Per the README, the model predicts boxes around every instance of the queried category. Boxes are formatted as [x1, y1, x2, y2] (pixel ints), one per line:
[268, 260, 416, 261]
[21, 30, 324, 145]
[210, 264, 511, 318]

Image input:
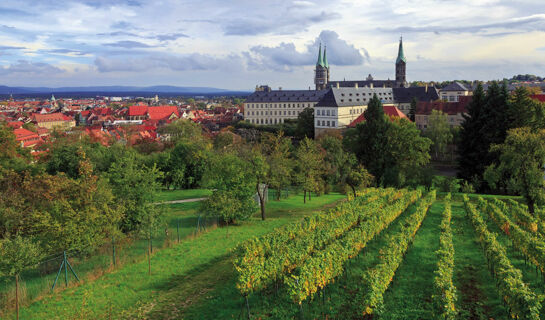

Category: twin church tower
[314, 38, 407, 90]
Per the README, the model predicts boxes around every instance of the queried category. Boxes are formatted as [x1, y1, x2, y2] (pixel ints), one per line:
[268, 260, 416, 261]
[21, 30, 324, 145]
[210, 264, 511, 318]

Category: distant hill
[0, 85, 241, 95]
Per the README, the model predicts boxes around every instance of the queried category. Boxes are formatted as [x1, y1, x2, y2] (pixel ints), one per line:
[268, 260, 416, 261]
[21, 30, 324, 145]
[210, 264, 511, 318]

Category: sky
[0, 0, 544, 90]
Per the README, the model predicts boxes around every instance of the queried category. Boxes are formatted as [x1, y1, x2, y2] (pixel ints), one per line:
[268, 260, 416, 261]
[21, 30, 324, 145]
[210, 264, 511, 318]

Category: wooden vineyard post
[112, 236, 116, 267]
[15, 274, 19, 320]
[177, 219, 181, 243]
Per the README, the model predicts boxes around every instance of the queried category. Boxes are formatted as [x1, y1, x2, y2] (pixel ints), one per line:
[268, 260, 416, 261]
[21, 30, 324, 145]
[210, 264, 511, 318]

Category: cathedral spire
[316, 43, 324, 67]
[396, 36, 406, 64]
[323, 45, 328, 68]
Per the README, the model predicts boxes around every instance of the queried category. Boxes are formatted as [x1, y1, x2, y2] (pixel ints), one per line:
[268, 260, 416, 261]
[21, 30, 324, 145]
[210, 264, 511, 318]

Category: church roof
[316, 43, 325, 68]
[323, 46, 328, 68]
[396, 38, 406, 64]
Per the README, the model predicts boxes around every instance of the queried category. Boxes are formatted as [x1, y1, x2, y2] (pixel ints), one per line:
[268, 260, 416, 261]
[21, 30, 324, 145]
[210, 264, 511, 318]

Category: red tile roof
[7, 121, 23, 129]
[531, 94, 545, 102]
[416, 97, 471, 116]
[31, 113, 67, 123]
[147, 106, 179, 120]
[348, 105, 408, 127]
[128, 105, 148, 116]
[13, 128, 41, 147]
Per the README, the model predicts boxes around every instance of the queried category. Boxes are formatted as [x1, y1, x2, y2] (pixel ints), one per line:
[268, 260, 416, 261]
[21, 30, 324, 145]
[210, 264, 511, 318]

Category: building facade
[439, 82, 471, 102]
[244, 87, 327, 125]
[314, 86, 395, 137]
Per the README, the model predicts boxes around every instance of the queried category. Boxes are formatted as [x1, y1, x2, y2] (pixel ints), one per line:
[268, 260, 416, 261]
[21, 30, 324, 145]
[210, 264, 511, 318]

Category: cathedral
[315, 37, 408, 90]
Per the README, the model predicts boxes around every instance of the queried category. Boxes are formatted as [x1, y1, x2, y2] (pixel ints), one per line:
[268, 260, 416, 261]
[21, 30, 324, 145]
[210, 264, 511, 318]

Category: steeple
[396, 36, 406, 64]
[323, 46, 328, 69]
[316, 43, 324, 67]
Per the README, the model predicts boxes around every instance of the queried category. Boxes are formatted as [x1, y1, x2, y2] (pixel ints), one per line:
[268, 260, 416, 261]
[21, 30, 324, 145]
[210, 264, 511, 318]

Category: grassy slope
[451, 201, 507, 319]
[172, 197, 425, 319]
[0, 197, 202, 316]
[14, 192, 345, 319]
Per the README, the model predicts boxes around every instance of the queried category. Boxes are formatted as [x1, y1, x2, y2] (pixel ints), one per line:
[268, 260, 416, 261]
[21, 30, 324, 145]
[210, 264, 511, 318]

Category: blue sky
[0, 0, 544, 90]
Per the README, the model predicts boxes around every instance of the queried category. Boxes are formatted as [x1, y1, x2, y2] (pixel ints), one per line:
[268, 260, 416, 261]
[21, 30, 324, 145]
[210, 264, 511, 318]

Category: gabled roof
[32, 112, 68, 122]
[442, 82, 469, 92]
[392, 86, 440, 103]
[246, 89, 328, 103]
[128, 105, 148, 116]
[316, 87, 394, 107]
[148, 106, 179, 120]
[348, 105, 408, 127]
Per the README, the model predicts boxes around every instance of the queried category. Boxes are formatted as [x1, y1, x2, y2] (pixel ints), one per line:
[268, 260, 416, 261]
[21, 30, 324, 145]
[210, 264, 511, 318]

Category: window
[317, 110, 321, 116]
[327, 120, 330, 126]
[327, 110, 330, 116]
[332, 110, 336, 116]
[284, 111, 286, 115]
[332, 121, 335, 127]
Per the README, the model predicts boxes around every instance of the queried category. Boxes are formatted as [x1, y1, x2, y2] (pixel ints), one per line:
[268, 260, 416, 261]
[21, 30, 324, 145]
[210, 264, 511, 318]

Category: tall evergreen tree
[409, 97, 417, 122]
[458, 83, 486, 186]
[355, 94, 390, 183]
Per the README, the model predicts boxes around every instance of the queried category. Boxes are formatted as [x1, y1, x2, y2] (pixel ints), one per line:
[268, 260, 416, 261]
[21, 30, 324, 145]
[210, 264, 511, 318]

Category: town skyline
[0, 0, 544, 90]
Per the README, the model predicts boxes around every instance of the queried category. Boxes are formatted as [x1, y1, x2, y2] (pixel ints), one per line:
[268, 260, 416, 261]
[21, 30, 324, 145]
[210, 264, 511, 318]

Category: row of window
[246, 103, 314, 109]
[248, 110, 300, 116]
[316, 109, 336, 116]
[340, 92, 392, 97]
[249, 118, 284, 125]
[350, 108, 364, 115]
[340, 97, 392, 103]
[316, 120, 335, 127]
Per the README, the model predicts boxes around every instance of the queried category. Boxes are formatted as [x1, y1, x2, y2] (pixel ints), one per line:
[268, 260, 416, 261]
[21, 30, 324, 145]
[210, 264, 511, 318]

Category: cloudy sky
[0, 0, 544, 90]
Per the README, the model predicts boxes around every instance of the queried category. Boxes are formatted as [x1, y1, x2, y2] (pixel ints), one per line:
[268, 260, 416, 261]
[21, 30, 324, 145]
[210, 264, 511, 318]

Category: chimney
[425, 83, 428, 93]
[279, 87, 282, 91]
[355, 83, 358, 88]
[336, 82, 339, 89]
[370, 83, 374, 88]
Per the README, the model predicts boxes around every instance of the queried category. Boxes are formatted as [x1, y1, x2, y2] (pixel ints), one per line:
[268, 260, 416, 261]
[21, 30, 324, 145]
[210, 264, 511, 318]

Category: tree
[296, 107, 314, 139]
[294, 137, 325, 203]
[458, 83, 487, 188]
[200, 153, 257, 225]
[385, 118, 432, 186]
[167, 140, 210, 189]
[509, 86, 545, 129]
[426, 110, 453, 160]
[345, 165, 373, 198]
[354, 94, 390, 183]
[409, 97, 417, 122]
[260, 132, 293, 201]
[0, 235, 43, 320]
[319, 132, 352, 191]
[157, 119, 203, 145]
[484, 127, 545, 214]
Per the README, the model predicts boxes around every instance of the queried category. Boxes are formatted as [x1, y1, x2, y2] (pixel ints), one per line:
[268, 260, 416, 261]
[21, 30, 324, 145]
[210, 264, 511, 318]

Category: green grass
[9, 192, 345, 319]
[451, 201, 507, 319]
[155, 189, 212, 202]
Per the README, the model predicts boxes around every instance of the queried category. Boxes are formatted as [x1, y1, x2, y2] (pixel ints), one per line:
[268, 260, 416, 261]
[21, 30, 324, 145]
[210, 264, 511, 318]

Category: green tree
[167, 140, 210, 189]
[384, 118, 432, 186]
[213, 131, 235, 150]
[409, 97, 417, 122]
[426, 110, 453, 160]
[294, 137, 325, 203]
[105, 154, 162, 233]
[0, 235, 43, 320]
[345, 165, 373, 198]
[354, 94, 390, 183]
[319, 132, 353, 191]
[260, 132, 293, 200]
[484, 127, 545, 214]
[296, 107, 315, 139]
[458, 83, 487, 188]
[157, 119, 203, 145]
[200, 153, 257, 225]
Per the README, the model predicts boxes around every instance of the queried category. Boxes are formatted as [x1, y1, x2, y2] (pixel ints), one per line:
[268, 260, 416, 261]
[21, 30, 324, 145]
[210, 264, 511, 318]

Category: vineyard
[8, 188, 545, 319]
[227, 190, 545, 319]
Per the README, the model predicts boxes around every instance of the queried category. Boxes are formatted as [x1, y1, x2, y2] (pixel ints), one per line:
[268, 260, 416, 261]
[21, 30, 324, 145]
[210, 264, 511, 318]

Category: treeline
[458, 84, 545, 213]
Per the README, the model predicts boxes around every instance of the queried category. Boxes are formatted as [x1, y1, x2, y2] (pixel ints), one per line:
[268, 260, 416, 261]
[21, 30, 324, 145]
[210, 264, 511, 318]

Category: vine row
[433, 193, 457, 320]
[358, 190, 436, 317]
[463, 195, 541, 320]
